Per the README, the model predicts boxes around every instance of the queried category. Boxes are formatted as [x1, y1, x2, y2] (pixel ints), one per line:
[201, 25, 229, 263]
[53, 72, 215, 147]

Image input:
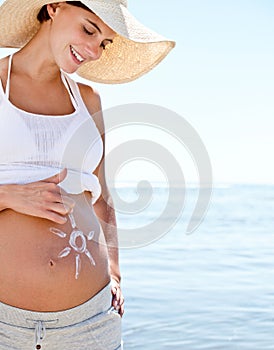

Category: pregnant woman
[0, 1, 175, 349]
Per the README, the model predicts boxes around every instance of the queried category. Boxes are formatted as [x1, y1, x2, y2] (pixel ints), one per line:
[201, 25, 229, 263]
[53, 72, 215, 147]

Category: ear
[46, 3, 61, 20]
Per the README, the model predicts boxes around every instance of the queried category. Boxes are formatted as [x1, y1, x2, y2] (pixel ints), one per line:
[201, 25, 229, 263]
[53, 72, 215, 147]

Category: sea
[113, 184, 274, 349]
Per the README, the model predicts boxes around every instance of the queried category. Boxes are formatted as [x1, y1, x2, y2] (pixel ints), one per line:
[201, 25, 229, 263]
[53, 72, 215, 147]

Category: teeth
[70, 46, 84, 63]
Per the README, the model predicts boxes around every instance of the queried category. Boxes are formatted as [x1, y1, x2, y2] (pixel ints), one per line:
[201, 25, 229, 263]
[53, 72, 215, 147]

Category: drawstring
[34, 321, 46, 350]
[26, 318, 58, 349]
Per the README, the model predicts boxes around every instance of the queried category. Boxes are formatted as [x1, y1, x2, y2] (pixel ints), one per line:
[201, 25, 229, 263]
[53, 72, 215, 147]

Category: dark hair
[37, 1, 92, 23]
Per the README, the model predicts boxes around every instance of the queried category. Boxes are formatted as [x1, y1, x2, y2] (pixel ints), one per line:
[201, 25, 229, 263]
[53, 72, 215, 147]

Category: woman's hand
[1, 168, 75, 224]
[111, 278, 125, 317]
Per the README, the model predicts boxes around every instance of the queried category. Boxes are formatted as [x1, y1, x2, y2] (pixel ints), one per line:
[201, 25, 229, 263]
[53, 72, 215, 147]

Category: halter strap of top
[60, 70, 78, 110]
[5, 54, 12, 97]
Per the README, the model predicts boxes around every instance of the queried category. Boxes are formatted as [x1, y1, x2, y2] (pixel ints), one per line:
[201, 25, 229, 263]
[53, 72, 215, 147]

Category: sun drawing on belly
[49, 212, 96, 279]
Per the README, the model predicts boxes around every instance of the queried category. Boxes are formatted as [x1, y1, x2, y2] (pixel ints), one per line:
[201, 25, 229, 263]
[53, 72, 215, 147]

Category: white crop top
[0, 54, 103, 204]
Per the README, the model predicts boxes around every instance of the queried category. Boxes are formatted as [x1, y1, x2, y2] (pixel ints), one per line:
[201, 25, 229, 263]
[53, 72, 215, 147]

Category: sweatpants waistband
[0, 282, 112, 329]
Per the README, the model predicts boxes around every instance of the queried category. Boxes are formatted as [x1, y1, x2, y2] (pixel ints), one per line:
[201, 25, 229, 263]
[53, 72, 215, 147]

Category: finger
[49, 202, 73, 215]
[112, 291, 123, 309]
[114, 288, 121, 302]
[114, 295, 124, 317]
[111, 285, 117, 295]
[54, 195, 76, 211]
[61, 196, 76, 209]
[116, 294, 124, 309]
[119, 303, 125, 317]
[43, 168, 67, 185]
[112, 294, 119, 308]
[44, 210, 68, 224]
[42, 194, 75, 216]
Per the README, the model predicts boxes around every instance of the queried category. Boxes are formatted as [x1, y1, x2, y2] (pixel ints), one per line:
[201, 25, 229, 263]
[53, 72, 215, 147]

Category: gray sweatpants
[0, 283, 122, 350]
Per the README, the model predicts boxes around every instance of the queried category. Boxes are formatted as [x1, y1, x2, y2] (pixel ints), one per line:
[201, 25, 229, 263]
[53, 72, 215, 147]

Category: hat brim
[0, 0, 175, 83]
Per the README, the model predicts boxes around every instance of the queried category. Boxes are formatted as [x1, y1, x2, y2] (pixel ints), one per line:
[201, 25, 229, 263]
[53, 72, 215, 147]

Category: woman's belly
[0, 191, 111, 312]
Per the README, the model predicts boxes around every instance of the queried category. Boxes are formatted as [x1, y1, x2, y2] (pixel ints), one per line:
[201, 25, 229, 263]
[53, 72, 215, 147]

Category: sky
[0, 0, 273, 184]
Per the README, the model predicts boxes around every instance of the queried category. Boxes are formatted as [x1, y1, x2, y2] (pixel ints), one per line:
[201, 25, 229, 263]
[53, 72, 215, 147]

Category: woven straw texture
[0, 0, 175, 83]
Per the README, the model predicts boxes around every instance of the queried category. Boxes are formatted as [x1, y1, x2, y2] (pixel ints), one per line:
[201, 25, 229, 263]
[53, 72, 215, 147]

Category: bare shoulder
[77, 82, 105, 134]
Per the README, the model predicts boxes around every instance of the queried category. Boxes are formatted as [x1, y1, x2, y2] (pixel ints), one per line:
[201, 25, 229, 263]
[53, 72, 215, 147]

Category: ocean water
[115, 184, 274, 349]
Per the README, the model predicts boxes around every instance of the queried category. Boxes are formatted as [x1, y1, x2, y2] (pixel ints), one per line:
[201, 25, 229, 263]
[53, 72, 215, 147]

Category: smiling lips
[70, 45, 85, 64]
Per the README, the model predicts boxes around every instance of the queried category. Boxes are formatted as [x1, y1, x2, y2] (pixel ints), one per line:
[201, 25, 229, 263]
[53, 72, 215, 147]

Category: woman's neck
[12, 23, 60, 82]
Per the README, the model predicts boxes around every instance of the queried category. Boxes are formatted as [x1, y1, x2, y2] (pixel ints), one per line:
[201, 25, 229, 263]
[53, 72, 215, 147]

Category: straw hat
[0, 0, 175, 84]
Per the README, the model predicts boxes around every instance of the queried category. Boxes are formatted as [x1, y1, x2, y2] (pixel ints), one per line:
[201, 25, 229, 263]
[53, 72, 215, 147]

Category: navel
[48, 259, 56, 268]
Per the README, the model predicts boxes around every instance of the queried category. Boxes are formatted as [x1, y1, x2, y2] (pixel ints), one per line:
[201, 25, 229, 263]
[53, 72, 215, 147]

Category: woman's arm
[93, 173, 124, 316]
[93, 120, 125, 316]
[79, 83, 124, 316]
[94, 188, 121, 284]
